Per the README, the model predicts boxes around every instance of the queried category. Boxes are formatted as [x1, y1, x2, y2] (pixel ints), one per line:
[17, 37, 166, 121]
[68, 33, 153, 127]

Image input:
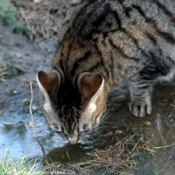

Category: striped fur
[37, 0, 175, 144]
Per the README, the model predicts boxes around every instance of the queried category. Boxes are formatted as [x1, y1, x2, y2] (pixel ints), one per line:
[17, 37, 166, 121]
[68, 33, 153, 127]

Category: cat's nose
[68, 136, 78, 145]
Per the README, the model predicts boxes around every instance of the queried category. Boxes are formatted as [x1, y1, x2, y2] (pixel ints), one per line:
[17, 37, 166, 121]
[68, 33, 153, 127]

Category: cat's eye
[56, 131, 63, 134]
[83, 128, 91, 133]
[50, 124, 60, 131]
[79, 124, 91, 133]
[79, 129, 90, 133]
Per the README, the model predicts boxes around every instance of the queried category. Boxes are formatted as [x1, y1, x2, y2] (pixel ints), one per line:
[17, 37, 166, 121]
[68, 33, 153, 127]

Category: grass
[0, 46, 26, 81]
[0, 150, 43, 175]
[70, 135, 153, 175]
[1, 135, 172, 175]
[0, 58, 25, 81]
[0, 150, 77, 175]
[0, 135, 154, 175]
[43, 135, 154, 175]
[0, 0, 29, 34]
[0, 58, 7, 81]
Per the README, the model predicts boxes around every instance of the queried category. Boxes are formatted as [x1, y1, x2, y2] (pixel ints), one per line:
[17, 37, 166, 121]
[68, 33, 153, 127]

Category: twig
[152, 143, 175, 149]
[66, 150, 71, 161]
[29, 82, 49, 165]
[131, 137, 143, 153]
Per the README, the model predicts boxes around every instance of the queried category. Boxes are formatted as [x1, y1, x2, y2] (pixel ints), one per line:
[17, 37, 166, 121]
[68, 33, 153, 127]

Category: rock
[32, 104, 38, 111]
[22, 98, 30, 105]
[143, 121, 151, 126]
[115, 130, 122, 135]
[33, 0, 41, 3]
[105, 132, 113, 137]
[28, 122, 33, 128]
[72, 0, 81, 5]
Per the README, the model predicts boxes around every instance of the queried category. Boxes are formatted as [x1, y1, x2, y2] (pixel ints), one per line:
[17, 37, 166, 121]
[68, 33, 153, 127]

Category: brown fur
[37, 0, 175, 144]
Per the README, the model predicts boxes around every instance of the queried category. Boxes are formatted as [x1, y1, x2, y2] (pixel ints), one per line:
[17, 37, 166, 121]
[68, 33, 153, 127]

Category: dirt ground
[0, 22, 60, 158]
[0, 2, 175, 174]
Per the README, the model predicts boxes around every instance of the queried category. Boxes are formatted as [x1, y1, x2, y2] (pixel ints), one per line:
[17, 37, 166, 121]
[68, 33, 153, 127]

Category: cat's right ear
[78, 72, 104, 102]
[36, 71, 60, 94]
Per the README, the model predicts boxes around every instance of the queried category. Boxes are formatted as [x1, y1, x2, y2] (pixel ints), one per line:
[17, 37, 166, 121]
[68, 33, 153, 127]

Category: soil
[0, 13, 175, 175]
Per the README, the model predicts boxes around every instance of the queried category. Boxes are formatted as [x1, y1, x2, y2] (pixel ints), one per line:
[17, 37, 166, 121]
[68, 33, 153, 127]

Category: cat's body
[37, 0, 175, 144]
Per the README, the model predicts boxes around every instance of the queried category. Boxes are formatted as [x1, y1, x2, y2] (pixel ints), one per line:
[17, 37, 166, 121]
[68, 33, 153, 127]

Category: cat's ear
[78, 73, 104, 101]
[36, 71, 60, 94]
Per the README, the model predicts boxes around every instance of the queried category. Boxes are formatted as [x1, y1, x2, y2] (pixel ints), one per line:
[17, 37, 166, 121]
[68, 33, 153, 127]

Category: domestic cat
[37, 0, 175, 144]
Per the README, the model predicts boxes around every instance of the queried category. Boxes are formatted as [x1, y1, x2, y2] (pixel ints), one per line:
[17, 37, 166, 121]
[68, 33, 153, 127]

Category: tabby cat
[37, 0, 175, 144]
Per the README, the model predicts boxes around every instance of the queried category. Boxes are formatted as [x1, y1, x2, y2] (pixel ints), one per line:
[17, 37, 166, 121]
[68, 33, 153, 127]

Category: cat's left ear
[78, 72, 105, 102]
[36, 71, 60, 94]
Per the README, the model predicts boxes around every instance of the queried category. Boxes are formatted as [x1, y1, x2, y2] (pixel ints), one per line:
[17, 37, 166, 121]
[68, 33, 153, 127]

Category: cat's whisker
[88, 126, 107, 135]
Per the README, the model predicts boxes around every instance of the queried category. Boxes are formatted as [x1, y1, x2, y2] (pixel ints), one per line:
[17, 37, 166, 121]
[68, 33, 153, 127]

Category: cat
[36, 0, 175, 144]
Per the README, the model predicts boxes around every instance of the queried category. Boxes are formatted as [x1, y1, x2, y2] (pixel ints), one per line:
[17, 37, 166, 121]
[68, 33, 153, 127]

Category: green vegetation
[0, 150, 76, 175]
[0, 0, 29, 34]
[0, 46, 26, 81]
[0, 150, 43, 175]
[0, 135, 148, 175]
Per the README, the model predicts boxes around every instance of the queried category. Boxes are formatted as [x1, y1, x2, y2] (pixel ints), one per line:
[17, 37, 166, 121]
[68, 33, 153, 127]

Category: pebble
[28, 122, 33, 128]
[115, 130, 122, 135]
[22, 98, 30, 105]
[13, 90, 17, 94]
[72, 0, 81, 4]
[105, 132, 113, 137]
[33, 0, 41, 3]
[32, 104, 38, 111]
[143, 121, 151, 126]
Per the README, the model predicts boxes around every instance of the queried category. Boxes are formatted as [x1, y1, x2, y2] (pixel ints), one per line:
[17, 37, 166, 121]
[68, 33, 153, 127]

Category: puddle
[0, 114, 67, 160]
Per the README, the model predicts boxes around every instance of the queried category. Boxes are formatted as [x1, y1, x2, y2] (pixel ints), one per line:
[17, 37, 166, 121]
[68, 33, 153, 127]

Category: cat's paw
[129, 99, 152, 117]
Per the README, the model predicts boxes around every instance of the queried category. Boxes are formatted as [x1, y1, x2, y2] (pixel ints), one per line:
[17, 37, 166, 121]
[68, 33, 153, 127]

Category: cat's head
[36, 70, 107, 144]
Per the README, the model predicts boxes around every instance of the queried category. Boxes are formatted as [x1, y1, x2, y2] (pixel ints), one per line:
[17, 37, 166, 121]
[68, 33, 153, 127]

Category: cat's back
[63, 0, 175, 39]
[53, 0, 175, 85]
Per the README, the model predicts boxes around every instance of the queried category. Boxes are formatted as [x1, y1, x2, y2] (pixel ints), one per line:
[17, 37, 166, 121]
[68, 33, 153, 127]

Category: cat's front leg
[128, 63, 157, 117]
[128, 54, 171, 117]
[129, 75, 153, 117]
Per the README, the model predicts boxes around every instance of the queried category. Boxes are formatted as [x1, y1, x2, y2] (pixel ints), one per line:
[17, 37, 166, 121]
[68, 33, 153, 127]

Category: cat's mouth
[56, 128, 93, 145]
[68, 124, 98, 144]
